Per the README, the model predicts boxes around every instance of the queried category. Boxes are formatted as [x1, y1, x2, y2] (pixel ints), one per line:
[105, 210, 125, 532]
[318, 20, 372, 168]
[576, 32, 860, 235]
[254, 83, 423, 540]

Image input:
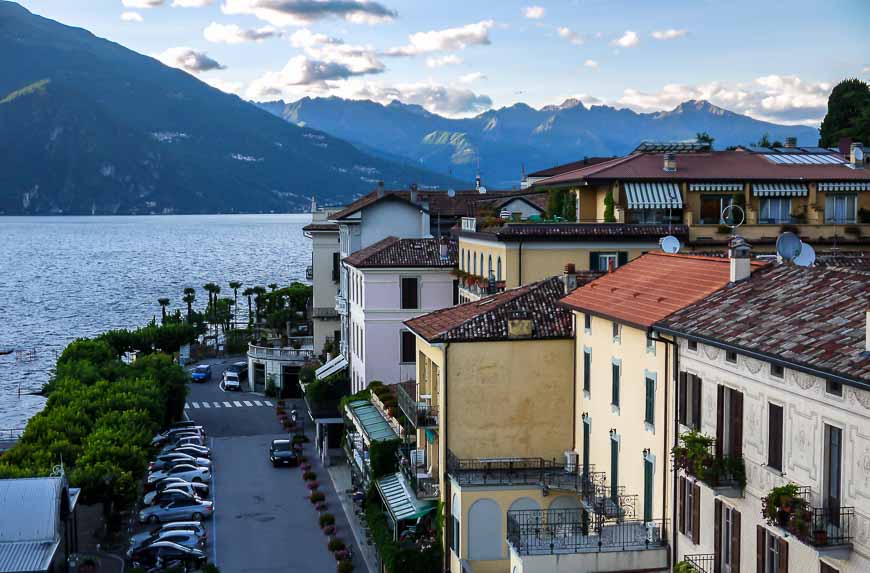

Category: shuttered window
[644, 376, 655, 425]
[582, 418, 591, 475]
[717, 385, 744, 458]
[583, 349, 591, 393]
[611, 361, 620, 407]
[715, 500, 741, 573]
[610, 436, 619, 500]
[643, 458, 653, 522]
[757, 527, 788, 573]
[400, 277, 419, 309]
[768, 403, 784, 471]
[679, 372, 703, 430]
[400, 330, 416, 363]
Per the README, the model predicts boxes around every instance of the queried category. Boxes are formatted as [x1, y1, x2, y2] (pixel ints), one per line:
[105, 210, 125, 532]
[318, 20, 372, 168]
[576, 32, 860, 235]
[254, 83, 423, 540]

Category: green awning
[425, 429, 436, 444]
[346, 400, 399, 444]
[376, 473, 436, 522]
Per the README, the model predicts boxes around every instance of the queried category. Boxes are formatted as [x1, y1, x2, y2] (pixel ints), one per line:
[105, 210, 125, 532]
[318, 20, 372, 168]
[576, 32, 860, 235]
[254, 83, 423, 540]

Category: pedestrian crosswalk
[184, 400, 274, 409]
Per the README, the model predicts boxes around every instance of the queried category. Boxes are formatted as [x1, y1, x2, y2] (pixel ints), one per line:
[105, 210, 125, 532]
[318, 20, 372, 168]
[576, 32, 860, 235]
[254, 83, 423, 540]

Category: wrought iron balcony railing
[684, 554, 715, 573]
[788, 486, 854, 548]
[306, 265, 314, 280]
[446, 449, 565, 487]
[506, 509, 667, 556]
[396, 382, 438, 428]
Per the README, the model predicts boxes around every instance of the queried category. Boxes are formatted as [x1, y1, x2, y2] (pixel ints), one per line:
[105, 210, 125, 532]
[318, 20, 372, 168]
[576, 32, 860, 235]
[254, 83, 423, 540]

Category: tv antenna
[659, 235, 681, 254]
[721, 204, 745, 236]
[793, 242, 816, 267]
[775, 232, 803, 263]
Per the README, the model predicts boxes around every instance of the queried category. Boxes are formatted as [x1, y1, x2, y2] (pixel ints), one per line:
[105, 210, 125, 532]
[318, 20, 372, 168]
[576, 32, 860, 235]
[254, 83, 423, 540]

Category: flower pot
[813, 529, 828, 546]
[776, 509, 790, 528]
[323, 525, 336, 536]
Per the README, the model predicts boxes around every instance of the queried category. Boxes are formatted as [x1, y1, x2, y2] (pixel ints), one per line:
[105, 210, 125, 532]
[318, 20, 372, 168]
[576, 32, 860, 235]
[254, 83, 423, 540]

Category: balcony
[765, 484, 854, 555]
[683, 553, 715, 573]
[689, 223, 867, 245]
[461, 217, 477, 232]
[334, 293, 347, 315]
[247, 342, 314, 362]
[396, 382, 438, 429]
[305, 265, 314, 280]
[343, 431, 372, 488]
[446, 449, 564, 487]
[397, 449, 440, 501]
[672, 431, 745, 496]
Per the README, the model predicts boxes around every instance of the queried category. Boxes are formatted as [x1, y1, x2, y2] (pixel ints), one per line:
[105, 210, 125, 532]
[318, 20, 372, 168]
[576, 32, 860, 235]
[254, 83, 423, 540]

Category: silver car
[162, 435, 205, 452]
[136, 521, 207, 540]
[138, 498, 214, 524]
[169, 444, 211, 459]
[127, 529, 204, 557]
[143, 488, 201, 508]
[150, 452, 211, 471]
[147, 464, 211, 485]
[149, 478, 210, 498]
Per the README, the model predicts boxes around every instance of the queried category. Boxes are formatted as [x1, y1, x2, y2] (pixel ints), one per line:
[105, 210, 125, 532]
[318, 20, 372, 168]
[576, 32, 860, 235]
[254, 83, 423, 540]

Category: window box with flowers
[671, 430, 746, 491]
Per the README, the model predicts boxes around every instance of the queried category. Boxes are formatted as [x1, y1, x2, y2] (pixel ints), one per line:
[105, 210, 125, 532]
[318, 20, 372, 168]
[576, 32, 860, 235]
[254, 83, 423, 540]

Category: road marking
[192, 402, 201, 409]
[223, 402, 232, 408]
[233, 401, 242, 407]
[213, 402, 221, 408]
[202, 402, 210, 408]
[243, 401, 253, 407]
[184, 403, 190, 409]
[264, 400, 273, 407]
[253, 400, 262, 406]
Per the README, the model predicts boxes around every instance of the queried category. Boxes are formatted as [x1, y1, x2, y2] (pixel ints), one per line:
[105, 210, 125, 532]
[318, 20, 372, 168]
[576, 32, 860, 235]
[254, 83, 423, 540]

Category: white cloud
[203, 77, 245, 95]
[290, 29, 383, 74]
[523, 5, 544, 19]
[583, 59, 598, 70]
[156, 47, 226, 73]
[121, 11, 144, 22]
[122, 0, 163, 7]
[611, 30, 639, 48]
[863, 65, 870, 74]
[557, 26, 584, 46]
[459, 72, 486, 84]
[204, 22, 280, 43]
[221, 0, 397, 27]
[345, 82, 492, 116]
[172, 0, 213, 5]
[386, 20, 494, 56]
[426, 54, 463, 68]
[651, 28, 687, 40]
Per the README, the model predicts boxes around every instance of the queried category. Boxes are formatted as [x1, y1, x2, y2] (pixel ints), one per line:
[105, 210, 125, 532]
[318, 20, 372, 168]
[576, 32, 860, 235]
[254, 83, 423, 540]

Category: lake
[0, 214, 312, 430]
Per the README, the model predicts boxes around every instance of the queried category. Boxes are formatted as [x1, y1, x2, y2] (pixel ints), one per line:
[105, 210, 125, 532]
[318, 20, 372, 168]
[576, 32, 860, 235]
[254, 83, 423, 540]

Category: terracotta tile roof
[329, 188, 522, 221]
[406, 274, 601, 342]
[535, 151, 870, 188]
[656, 265, 870, 385]
[559, 252, 768, 329]
[466, 223, 689, 242]
[527, 157, 616, 178]
[343, 237, 458, 269]
[302, 222, 339, 232]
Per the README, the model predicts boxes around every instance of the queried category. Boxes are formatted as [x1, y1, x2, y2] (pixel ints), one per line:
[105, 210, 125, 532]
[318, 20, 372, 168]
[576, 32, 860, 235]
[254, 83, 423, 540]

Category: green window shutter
[643, 458, 653, 522]
[645, 377, 655, 425]
[589, 252, 600, 271]
[610, 438, 619, 500]
[583, 350, 591, 392]
[611, 362, 620, 406]
[617, 251, 628, 267]
[582, 420, 591, 474]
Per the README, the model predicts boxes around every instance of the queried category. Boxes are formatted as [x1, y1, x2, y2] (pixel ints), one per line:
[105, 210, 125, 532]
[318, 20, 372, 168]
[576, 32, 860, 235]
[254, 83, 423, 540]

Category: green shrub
[328, 538, 346, 552]
[320, 513, 336, 527]
[310, 491, 325, 503]
[369, 440, 400, 480]
[603, 190, 615, 222]
[265, 377, 277, 398]
[337, 560, 354, 573]
[303, 471, 317, 481]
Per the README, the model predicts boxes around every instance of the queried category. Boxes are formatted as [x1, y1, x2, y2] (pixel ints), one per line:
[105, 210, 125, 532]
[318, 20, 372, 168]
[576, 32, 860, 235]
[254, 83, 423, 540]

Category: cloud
[611, 30, 639, 48]
[583, 59, 598, 70]
[386, 20, 494, 56]
[290, 29, 383, 73]
[121, 11, 144, 21]
[172, 0, 213, 5]
[864, 66, 870, 74]
[557, 26, 584, 46]
[156, 47, 226, 73]
[204, 22, 281, 43]
[426, 54, 463, 68]
[523, 5, 544, 19]
[204, 77, 245, 95]
[459, 72, 486, 84]
[122, 0, 163, 7]
[346, 82, 493, 116]
[221, 0, 397, 27]
[651, 28, 687, 40]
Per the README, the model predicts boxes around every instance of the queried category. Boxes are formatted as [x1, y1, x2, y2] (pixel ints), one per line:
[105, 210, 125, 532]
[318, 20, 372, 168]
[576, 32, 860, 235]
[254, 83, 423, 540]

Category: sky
[15, 0, 870, 126]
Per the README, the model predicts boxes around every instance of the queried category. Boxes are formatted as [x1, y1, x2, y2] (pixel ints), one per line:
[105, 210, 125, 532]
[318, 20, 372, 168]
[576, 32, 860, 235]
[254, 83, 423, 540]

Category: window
[610, 435, 619, 500]
[768, 403, 784, 471]
[487, 254, 493, 278]
[589, 251, 627, 271]
[473, 252, 477, 274]
[401, 330, 416, 363]
[771, 364, 784, 378]
[824, 425, 842, 525]
[700, 195, 734, 224]
[717, 385, 743, 458]
[466, 251, 471, 273]
[825, 194, 857, 224]
[687, 340, 698, 351]
[759, 197, 792, 224]
[826, 380, 843, 396]
[611, 360, 621, 408]
[646, 336, 656, 355]
[632, 208, 680, 224]
[400, 277, 419, 309]
[678, 477, 700, 543]
[716, 502, 740, 573]
[583, 348, 591, 394]
[460, 248, 464, 270]
[332, 253, 340, 282]
[584, 313, 591, 332]
[643, 457, 654, 523]
[612, 322, 621, 342]
[725, 350, 737, 364]
[582, 417, 591, 475]
[644, 375, 656, 426]
[678, 372, 702, 431]
[497, 257, 502, 281]
[757, 528, 787, 573]
[453, 280, 459, 305]
[480, 253, 484, 276]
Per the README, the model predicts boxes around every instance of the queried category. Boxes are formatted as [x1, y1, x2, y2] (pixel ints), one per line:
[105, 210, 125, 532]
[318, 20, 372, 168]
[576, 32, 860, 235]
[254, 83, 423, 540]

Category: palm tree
[229, 281, 242, 328]
[252, 286, 267, 323]
[182, 287, 196, 321]
[202, 283, 220, 337]
[157, 298, 170, 322]
[268, 283, 278, 292]
[243, 287, 255, 327]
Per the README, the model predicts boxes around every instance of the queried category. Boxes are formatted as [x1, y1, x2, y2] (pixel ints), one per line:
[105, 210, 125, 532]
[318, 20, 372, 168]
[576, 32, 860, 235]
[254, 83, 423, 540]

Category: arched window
[497, 257, 502, 281]
[487, 255, 492, 278]
[508, 497, 540, 513]
[468, 498, 502, 560]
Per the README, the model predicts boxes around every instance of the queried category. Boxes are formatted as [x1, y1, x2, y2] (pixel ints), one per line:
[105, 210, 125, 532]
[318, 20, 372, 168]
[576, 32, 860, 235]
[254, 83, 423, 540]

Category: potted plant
[337, 560, 354, 573]
[763, 483, 802, 528]
[319, 513, 336, 528]
[327, 538, 345, 553]
[303, 471, 317, 481]
[813, 527, 828, 546]
[310, 491, 325, 504]
[306, 481, 320, 490]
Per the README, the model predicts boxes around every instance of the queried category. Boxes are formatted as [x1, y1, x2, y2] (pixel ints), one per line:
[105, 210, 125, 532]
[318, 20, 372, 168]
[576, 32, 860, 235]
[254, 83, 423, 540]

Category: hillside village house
[343, 237, 458, 392]
[655, 264, 870, 573]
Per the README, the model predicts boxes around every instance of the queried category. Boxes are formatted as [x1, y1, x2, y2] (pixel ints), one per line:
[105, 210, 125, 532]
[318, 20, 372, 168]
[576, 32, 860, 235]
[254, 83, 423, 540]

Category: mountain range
[0, 1, 460, 215]
[256, 97, 820, 188]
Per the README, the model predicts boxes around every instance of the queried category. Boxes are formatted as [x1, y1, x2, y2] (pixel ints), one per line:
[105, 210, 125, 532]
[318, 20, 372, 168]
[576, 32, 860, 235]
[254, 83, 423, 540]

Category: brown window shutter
[732, 508, 741, 573]
[678, 476, 686, 534]
[756, 526, 765, 573]
[777, 537, 788, 573]
[678, 372, 688, 425]
[732, 390, 744, 457]
[693, 375, 703, 430]
[714, 499, 722, 573]
[692, 482, 701, 545]
[716, 385, 725, 458]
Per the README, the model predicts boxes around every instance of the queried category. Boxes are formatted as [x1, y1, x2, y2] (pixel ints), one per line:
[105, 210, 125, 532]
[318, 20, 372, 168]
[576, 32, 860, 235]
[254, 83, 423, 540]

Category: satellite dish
[794, 242, 816, 267]
[447, 188, 456, 197]
[721, 204, 745, 233]
[776, 232, 803, 262]
[660, 235, 681, 254]
[855, 147, 865, 163]
[478, 186, 488, 194]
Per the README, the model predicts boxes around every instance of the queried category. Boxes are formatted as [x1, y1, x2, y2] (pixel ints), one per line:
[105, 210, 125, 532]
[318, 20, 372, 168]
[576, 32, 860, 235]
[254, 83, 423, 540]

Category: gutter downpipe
[435, 341, 450, 573]
[518, 240, 524, 285]
[649, 329, 677, 570]
[571, 314, 577, 452]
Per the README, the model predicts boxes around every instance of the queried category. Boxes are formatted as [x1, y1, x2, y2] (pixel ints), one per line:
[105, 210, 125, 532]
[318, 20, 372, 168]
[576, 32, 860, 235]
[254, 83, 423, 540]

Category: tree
[252, 286, 267, 322]
[157, 298, 170, 322]
[242, 287, 255, 327]
[819, 78, 870, 147]
[757, 133, 773, 148]
[182, 289, 196, 322]
[228, 281, 242, 327]
[268, 283, 279, 292]
[603, 190, 615, 222]
[696, 132, 715, 147]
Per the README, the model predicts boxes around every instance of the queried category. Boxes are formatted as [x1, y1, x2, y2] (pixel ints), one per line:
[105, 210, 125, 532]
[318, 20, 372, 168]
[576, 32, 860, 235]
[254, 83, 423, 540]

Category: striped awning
[689, 182, 743, 192]
[753, 183, 808, 197]
[818, 182, 870, 192]
[624, 182, 683, 209]
[376, 473, 435, 522]
[315, 354, 348, 380]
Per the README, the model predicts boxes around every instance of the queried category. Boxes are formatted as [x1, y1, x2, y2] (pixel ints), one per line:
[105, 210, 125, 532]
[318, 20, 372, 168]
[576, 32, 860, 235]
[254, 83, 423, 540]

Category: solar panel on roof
[764, 154, 847, 165]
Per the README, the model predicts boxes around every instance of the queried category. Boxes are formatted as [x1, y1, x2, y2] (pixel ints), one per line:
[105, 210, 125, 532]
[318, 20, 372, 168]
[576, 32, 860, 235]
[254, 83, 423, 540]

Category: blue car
[190, 365, 211, 383]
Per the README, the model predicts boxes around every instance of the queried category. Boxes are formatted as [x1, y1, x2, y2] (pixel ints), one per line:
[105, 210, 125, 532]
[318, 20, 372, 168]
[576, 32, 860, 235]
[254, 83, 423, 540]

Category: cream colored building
[303, 206, 342, 354]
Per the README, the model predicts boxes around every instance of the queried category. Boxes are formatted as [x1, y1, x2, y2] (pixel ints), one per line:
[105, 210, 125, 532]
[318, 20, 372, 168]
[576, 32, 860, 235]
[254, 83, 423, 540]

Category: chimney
[784, 137, 797, 148]
[507, 310, 534, 339]
[663, 153, 677, 173]
[410, 183, 418, 204]
[562, 263, 578, 294]
[728, 235, 752, 283]
[851, 142, 864, 167]
[376, 181, 385, 198]
[838, 137, 853, 158]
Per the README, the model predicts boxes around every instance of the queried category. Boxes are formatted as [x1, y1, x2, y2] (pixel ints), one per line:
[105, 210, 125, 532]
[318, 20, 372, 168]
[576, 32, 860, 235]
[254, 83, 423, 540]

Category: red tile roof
[343, 237, 457, 268]
[466, 223, 689, 242]
[657, 265, 870, 385]
[406, 274, 601, 342]
[329, 188, 525, 221]
[535, 151, 870, 188]
[527, 157, 616, 178]
[302, 222, 339, 232]
[559, 252, 768, 329]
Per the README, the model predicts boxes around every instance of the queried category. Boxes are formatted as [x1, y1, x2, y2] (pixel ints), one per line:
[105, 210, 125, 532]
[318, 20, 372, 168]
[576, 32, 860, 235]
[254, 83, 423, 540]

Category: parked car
[149, 452, 211, 471]
[269, 439, 299, 467]
[151, 427, 205, 447]
[169, 420, 198, 430]
[162, 435, 205, 452]
[190, 364, 212, 383]
[128, 540, 207, 569]
[143, 488, 201, 508]
[127, 529, 204, 557]
[146, 478, 209, 500]
[147, 464, 211, 485]
[223, 362, 247, 391]
[170, 445, 211, 459]
[130, 521, 207, 547]
[138, 498, 214, 524]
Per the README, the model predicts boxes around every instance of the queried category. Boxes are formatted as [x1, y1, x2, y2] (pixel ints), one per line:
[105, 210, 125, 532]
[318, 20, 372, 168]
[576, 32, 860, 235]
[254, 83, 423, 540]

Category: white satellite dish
[478, 186, 487, 194]
[660, 235, 681, 254]
[447, 188, 456, 197]
[855, 147, 865, 163]
[775, 232, 803, 262]
[794, 242, 816, 267]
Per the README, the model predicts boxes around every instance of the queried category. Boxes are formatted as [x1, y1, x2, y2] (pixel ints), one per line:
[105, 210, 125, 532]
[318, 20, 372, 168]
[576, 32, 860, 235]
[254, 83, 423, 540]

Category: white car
[144, 483, 209, 506]
[149, 453, 211, 471]
[223, 370, 241, 391]
[148, 464, 211, 485]
[168, 444, 211, 459]
[150, 477, 210, 497]
[162, 435, 204, 452]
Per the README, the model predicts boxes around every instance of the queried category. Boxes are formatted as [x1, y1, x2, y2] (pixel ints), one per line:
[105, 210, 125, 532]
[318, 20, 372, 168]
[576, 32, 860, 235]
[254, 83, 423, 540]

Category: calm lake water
[0, 214, 312, 430]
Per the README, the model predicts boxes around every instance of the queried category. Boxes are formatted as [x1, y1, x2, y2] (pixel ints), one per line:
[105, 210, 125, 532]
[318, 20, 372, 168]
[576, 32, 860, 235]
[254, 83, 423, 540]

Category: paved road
[182, 358, 358, 573]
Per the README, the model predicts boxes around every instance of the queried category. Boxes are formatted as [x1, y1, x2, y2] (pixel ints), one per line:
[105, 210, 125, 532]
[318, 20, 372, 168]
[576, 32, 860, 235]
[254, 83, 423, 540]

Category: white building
[344, 236, 457, 392]
[303, 204, 342, 355]
[655, 264, 870, 573]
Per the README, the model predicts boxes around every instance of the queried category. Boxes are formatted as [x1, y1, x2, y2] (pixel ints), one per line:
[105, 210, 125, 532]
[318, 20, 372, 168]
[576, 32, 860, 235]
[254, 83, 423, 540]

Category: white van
[223, 362, 247, 391]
